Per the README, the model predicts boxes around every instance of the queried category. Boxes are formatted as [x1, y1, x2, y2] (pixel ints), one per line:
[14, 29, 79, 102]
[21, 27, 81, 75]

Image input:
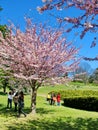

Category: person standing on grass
[18, 91, 26, 117]
[53, 94, 57, 105]
[13, 92, 19, 112]
[50, 92, 54, 105]
[56, 93, 61, 106]
[7, 91, 16, 109]
[46, 93, 51, 104]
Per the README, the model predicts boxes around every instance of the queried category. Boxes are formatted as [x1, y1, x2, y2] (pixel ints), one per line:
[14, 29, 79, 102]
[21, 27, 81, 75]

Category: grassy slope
[0, 83, 98, 130]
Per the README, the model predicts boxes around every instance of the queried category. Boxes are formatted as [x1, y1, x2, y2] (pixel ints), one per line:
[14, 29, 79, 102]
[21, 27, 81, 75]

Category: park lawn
[38, 83, 98, 95]
[0, 84, 98, 130]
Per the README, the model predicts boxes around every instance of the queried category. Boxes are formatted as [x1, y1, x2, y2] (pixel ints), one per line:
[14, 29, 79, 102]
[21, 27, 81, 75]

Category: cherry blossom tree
[39, 0, 98, 61]
[0, 19, 80, 113]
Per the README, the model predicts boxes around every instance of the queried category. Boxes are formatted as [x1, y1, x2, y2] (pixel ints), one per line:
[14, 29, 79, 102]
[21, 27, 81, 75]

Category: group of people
[7, 90, 26, 117]
[47, 92, 61, 106]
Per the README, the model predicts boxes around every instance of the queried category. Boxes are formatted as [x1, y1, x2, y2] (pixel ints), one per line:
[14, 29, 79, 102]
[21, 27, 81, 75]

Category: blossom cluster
[0, 19, 80, 81]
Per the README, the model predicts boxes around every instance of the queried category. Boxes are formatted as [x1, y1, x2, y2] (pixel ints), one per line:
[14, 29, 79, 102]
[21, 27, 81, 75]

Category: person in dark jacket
[18, 91, 26, 117]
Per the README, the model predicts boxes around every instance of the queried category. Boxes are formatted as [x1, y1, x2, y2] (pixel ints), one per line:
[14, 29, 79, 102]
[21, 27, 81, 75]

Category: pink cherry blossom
[0, 19, 80, 113]
[39, 0, 98, 57]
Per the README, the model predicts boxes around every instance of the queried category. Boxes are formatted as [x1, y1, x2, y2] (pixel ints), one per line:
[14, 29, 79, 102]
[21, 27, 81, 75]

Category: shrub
[63, 97, 98, 111]
[52, 90, 98, 111]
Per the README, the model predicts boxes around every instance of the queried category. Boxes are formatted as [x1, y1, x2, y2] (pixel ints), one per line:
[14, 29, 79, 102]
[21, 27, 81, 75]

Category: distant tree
[91, 68, 98, 84]
[2, 77, 9, 93]
[0, 25, 8, 38]
[79, 62, 93, 75]
[93, 68, 98, 80]
[73, 72, 88, 84]
[0, 6, 8, 38]
[0, 6, 10, 93]
[0, 19, 80, 114]
[72, 62, 92, 84]
[88, 68, 98, 84]
[39, 0, 98, 60]
[0, 69, 10, 93]
[88, 75, 94, 83]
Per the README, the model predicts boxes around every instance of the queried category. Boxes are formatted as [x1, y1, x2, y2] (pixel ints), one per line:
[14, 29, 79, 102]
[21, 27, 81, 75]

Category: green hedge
[63, 97, 98, 111]
[52, 90, 98, 99]
[52, 90, 98, 111]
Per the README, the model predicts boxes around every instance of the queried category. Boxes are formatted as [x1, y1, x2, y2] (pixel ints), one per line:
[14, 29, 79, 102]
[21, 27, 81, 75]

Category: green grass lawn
[0, 84, 98, 130]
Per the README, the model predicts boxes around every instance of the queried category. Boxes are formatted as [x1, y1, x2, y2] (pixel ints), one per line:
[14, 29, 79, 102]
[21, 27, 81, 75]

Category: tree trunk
[29, 79, 42, 114]
[31, 87, 37, 114]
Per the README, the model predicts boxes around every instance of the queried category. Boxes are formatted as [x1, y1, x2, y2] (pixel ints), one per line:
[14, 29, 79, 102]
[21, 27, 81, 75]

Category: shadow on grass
[0, 107, 31, 118]
[0, 107, 17, 117]
[7, 117, 98, 130]
[0, 91, 7, 95]
[0, 106, 55, 118]
[0, 104, 4, 107]
[36, 107, 55, 115]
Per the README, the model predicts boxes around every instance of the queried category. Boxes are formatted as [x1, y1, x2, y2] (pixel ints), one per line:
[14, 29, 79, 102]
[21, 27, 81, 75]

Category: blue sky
[0, 0, 98, 70]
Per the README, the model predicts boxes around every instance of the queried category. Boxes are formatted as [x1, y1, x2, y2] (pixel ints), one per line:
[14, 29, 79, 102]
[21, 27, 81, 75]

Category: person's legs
[14, 103, 17, 111]
[57, 102, 60, 106]
[21, 108, 26, 117]
[50, 99, 53, 105]
[9, 99, 12, 109]
[18, 107, 26, 117]
[7, 99, 10, 108]
[18, 107, 21, 117]
[52, 99, 54, 105]
[49, 99, 51, 104]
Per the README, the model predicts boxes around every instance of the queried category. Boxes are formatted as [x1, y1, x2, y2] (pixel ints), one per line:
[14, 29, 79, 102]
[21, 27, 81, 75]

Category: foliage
[0, 18, 80, 113]
[63, 96, 98, 111]
[0, 6, 10, 93]
[73, 72, 88, 84]
[72, 62, 93, 84]
[88, 68, 98, 84]
[0, 69, 10, 93]
[0, 25, 8, 38]
[0, 19, 80, 81]
[52, 89, 98, 99]
[52, 89, 98, 111]
[93, 68, 98, 80]
[88, 75, 94, 83]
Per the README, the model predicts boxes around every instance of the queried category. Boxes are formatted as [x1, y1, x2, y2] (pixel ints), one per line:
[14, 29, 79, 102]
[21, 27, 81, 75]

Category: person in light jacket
[13, 92, 19, 112]
[7, 91, 16, 109]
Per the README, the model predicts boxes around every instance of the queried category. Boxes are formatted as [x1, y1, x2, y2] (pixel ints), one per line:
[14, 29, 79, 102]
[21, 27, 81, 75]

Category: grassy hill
[0, 83, 98, 130]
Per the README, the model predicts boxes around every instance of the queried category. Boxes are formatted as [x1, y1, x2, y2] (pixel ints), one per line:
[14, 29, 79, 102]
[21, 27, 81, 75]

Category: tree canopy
[0, 19, 80, 113]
